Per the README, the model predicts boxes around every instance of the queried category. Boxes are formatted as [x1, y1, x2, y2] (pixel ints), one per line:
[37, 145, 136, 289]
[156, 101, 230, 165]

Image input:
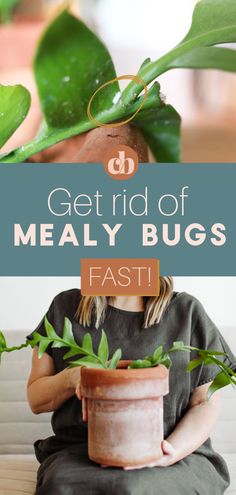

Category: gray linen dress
[27, 290, 236, 495]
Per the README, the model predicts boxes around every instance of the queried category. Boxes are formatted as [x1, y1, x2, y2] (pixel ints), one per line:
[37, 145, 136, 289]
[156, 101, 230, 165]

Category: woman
[27, 278, 236, 495]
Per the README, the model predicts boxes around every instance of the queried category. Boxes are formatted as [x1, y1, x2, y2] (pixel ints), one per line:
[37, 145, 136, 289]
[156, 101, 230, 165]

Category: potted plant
[0, 0, 46, 69]
[0, 318, 235, 468]
[1, 0, 236, 162]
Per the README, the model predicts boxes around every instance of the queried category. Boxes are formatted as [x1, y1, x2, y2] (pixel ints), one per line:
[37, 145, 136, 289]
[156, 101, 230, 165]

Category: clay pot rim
[81, 361, 168, 379]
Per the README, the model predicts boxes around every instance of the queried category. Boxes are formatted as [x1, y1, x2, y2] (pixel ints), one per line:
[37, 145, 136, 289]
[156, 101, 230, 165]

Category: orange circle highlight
[87, 74, 147, 128]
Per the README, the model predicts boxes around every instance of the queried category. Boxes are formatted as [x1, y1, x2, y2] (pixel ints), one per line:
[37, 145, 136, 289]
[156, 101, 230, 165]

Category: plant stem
[0, 103, 128, 163]
[122, 25, 236, 105]
[1, 342, 30, 353]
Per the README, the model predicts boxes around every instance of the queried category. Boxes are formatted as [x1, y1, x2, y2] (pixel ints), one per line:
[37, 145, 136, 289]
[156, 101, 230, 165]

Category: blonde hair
[76, 277, 173, 329]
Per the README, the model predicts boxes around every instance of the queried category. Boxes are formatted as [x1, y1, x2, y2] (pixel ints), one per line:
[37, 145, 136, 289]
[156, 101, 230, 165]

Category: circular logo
[103, 145, 139, 180]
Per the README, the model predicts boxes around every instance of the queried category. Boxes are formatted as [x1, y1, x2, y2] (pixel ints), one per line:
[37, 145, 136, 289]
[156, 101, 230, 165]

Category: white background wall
[0, 277, 235, 334]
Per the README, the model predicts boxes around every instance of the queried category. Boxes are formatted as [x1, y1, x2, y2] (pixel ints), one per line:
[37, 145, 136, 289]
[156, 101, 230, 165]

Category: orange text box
[81, 259, 160, 296]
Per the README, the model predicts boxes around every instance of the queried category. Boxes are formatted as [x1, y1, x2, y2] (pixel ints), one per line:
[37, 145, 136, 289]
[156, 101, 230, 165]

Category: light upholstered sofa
[0, 330, 236, 495]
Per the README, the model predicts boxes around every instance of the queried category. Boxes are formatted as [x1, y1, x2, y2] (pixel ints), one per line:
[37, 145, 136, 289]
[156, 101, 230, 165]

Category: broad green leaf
[97, 330, 109, 365]
[168, 47, 236, 73]
[207, 371, 232, 399]
[123, 0, 236, 104]
[109, 349, 122, 369]
[34, 10, 119, 128]
[0, 85, 31, 148]
[44, 316, 58, 340]
[182, 0, 236, 47]
[38, 339, 51, 358]
[134, 104, 181, 162]
[186, 357, 204, 372]
[62, 317, 77, 346]
[82, 333, 93, 354]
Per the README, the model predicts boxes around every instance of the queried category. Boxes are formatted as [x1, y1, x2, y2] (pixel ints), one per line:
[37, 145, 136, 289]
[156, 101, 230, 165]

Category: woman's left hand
[123, 440, 178, 470]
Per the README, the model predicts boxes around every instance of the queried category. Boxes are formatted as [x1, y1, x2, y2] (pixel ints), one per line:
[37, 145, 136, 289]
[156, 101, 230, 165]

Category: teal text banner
[0, 163, 235, 276]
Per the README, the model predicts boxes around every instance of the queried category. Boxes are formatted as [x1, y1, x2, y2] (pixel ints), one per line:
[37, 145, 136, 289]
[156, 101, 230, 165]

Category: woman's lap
[35, 444, 228, 495]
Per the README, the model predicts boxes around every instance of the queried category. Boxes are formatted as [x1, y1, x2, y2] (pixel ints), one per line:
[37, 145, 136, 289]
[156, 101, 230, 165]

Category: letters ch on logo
[104, 145, 139, 180]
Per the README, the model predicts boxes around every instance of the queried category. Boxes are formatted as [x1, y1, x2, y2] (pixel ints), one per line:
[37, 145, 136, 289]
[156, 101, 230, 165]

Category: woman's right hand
[66, 367, 88, 421]
[66, 366, 82, 391]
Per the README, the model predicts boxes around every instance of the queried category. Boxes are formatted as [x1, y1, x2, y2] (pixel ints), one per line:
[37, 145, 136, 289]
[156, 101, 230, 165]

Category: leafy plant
[0, 0, 22, 23]
[0, 85, 31, 149]
[0, 322, 235, 399]
[130, 340, 236, 399]
[0, 329, 29, 363]
[1, 0, 236, 162]
[28, 316, 122, 370]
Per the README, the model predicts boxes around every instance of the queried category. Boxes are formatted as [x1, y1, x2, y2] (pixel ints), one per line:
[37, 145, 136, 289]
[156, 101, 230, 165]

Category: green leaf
[159, 353, 172, 369]
[182, 0, 236, 47]
[28, 331, 42, 348]
[129, 359, 153, 369]
[0, 0, 22, 23]
[207, 370, 232, 399]
[168, 46, 236, 73]
[186, 357, 204, 372]
[170, 341, 188, 352]
[51, 341, 67, 349]
[0, 331, 6, 349]
[173, 341, 185, 349]
[38, 339, 51, 358]
[82, 333, 93, 354]
[63, 349, 80, 360]
[0, 330, 7, 363]
[152, 345, 164, 363]
[44, 316, 58, 340]
[109, 349, 122, 369]
[69, 357, 104, 369]
[62, 317, 77, 346]
[0, 85, 31, 148]
[202, 349, 227, 356]
[122, 0, 236, 105]
[97, 329, 109, 365]
[34, 10, 119, 129]
[134, 104, 181, 162]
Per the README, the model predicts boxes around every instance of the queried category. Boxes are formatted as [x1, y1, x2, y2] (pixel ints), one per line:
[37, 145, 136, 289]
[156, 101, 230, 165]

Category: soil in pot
[78, 361, 169, 468]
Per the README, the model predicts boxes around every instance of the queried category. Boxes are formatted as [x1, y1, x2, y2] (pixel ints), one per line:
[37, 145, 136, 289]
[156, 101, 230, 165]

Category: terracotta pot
[78, 361, 169, 468]
[0, 20, 45, 69]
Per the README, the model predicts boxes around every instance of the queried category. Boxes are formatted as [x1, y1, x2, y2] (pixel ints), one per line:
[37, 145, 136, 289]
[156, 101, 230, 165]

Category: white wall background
[0, 277, 235, 334]
[80, 0, 196, 122]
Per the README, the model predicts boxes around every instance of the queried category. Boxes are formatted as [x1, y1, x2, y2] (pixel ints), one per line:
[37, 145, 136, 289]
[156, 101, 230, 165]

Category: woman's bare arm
[124, 382, 221, 470]
[153, 383, 221, 467]
[27, 348, 82, 414]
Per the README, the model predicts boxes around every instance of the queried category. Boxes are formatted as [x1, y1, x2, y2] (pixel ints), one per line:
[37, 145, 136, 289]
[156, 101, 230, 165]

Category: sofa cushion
[0, 332, 52, 455]
[0, 455, 38, 494]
